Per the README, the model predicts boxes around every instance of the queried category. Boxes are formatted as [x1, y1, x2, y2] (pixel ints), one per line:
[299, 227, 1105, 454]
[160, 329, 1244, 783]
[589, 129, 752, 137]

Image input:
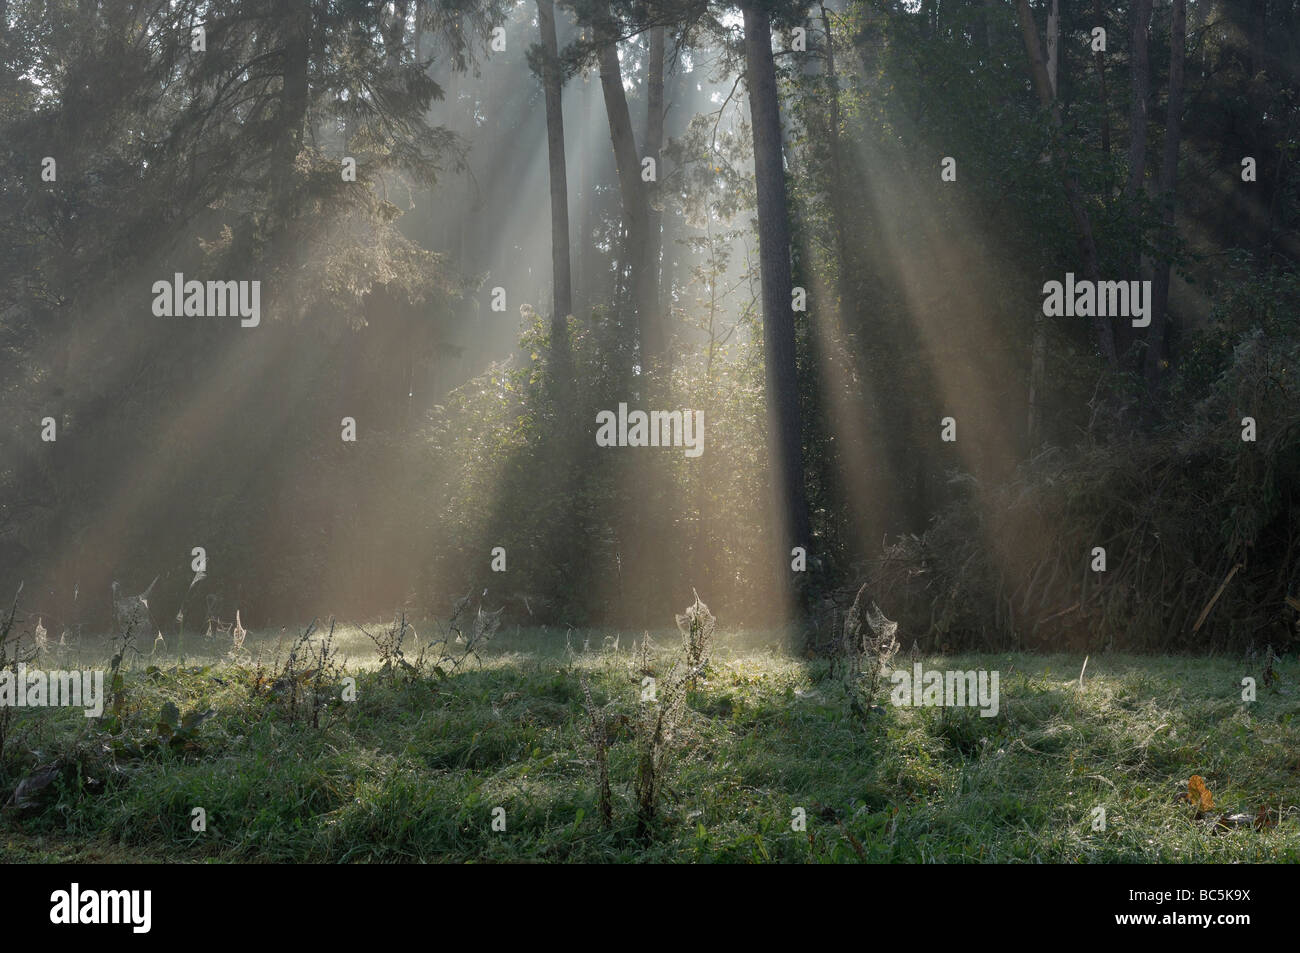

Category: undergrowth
[867, 325, 1300, 655]
[1, 623, 1296, 862]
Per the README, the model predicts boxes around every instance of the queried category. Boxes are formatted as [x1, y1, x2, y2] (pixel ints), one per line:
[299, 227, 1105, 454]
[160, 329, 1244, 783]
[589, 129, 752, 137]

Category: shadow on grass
[0, 642, 1296, 862]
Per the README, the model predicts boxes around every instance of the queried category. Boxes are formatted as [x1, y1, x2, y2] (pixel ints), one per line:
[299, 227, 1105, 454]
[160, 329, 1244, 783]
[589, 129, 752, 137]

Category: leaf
[1187, 775, 1214, 814]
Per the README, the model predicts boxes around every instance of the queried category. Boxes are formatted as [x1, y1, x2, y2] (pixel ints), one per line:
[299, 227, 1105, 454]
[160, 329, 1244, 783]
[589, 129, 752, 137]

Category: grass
[1, 625, 1297, 862]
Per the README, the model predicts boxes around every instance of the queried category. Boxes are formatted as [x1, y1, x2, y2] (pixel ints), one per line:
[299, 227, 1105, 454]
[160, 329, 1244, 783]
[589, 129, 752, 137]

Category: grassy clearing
[1, 626, 1297, 862]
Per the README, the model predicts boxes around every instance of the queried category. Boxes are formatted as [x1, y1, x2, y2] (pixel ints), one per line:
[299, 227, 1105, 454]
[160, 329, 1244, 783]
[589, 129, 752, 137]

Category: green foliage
[867, 294, 1300, 654]
[153, 701, 218, 752]
[416, 296, 778, 625]
[2, 633, 1297, 861]
[1, 0, 1298, 649]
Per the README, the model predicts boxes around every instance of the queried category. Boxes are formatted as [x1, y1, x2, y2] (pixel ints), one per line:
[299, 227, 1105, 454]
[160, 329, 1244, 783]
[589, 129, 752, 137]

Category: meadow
[1, 620, 1296, 863]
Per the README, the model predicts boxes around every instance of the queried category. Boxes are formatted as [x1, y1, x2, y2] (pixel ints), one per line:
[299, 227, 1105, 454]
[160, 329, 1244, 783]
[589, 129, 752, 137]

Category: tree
[595, 8, 663, 373]
[535, 0, 574, 388]
[271, 0, 312, 266]
[1125, 0, 1153, 204]
[645, 23, 667, 357]
[817, 1, 859, 320]
[1144, 0, 1185, 384]
[0, 0, 489, 622]
[1015, 0, 1117, 368]
[1091, 0, 1111, 155]
[743, 3, 811, 599]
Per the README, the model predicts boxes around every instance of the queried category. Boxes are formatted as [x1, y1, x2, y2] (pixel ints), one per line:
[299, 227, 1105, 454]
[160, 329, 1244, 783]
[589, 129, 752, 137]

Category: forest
[0, 0, 1297, 866]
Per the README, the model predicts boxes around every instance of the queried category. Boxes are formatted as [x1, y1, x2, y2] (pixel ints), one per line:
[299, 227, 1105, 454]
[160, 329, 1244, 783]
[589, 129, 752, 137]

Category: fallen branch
[1191, 563, 1242, 635]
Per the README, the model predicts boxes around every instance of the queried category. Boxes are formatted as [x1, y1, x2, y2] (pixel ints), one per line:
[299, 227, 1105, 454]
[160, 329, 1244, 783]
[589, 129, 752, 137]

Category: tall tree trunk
[1145, 0, 1186, 384]
[1248, 0, 1266, 78]
[1027, 312, 1047, 446]
[819, 2, 856, 312]
[1045, 0, 1059, 97]
[597, 24, 661, 373]
[743, 6, 812, 609]
[274, 0, 311, 269]
[413, 0, 423, 63]
[537, 0, 572, 386]
[382, 0, 408, 66]
[597, 18, 665, 621]
[1092, 0, 1111, 154]
[1030, 0, 1058, 445]
[644, 24, 666, 317]
[576, 40, 594, 318]
[278, 2, 310, 188]
[1016, 0, 1117, 368]
[1125, 0, 1154, 370]
[1125, 0, 1153, 203]
[660, 58, 692, 311]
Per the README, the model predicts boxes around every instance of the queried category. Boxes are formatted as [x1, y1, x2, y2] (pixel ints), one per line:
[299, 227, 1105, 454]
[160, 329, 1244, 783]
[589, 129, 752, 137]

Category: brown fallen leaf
[1186, 775, 1214, 815]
